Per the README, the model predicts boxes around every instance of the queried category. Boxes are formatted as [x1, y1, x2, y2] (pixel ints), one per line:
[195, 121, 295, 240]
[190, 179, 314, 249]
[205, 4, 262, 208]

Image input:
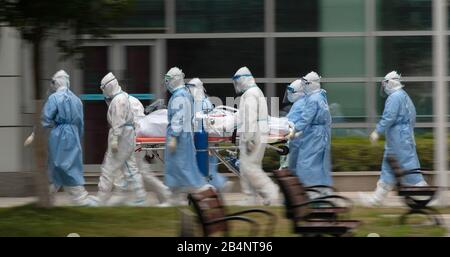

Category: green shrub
[218, 136, 440, 172]
[330, 137, 435, 171]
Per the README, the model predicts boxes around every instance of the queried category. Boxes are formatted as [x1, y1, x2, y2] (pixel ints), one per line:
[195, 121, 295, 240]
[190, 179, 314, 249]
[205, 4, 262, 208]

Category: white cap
[100, 72, 121, 98]
[165, 67, 185, 93]
[187, 78, 206, 101]
[302, 71, 321, 94]
[232, 66, 256, 94]
[51, 70, 70, 91]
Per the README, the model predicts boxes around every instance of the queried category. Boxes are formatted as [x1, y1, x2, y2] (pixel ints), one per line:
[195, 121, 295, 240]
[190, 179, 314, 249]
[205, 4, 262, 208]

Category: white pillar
[165, 0, 176, 34]
[265, 0, 276, 115]
[108, 43, 124, 85]
[152, 39, 166, 101]
[432, 0, 448, 206]
[365, 0, 376, 132]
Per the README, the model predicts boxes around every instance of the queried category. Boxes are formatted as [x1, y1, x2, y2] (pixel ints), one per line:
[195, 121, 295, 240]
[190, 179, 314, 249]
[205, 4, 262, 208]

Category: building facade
[0, 0, 448, 200]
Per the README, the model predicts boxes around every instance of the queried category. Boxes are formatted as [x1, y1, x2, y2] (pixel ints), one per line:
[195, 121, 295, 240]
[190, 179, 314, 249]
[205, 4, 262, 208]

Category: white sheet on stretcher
[135, 106, 290, 138]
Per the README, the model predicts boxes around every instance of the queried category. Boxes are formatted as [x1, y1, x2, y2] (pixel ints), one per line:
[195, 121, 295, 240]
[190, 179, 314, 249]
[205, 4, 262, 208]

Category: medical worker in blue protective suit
[163, 68, 209, 203]
[187, 78, 234, 192]
[96, 72, 147, 206]
[284, 79, 307, 173]
[360, 71, 427, 207]
[232, 67, 279, 205]
[287, 71, 332, 189]
[40, 70, 97, 206]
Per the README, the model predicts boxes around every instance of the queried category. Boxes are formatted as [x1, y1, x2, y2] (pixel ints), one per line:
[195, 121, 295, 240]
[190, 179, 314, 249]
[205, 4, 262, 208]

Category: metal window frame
[76, 1, 450, 203]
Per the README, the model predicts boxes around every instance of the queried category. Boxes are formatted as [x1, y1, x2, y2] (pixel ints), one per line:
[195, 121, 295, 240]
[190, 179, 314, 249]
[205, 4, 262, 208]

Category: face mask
[232, 74, 253, 94]
[164, 75, 172, 91]
[381, 79, 402, 96]
[285, 87, 297, 103]
[232, 79, 240, 94]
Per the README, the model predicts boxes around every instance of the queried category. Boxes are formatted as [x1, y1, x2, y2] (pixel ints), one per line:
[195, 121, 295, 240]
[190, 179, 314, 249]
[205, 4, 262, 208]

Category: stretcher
[135, 135, 289, 177]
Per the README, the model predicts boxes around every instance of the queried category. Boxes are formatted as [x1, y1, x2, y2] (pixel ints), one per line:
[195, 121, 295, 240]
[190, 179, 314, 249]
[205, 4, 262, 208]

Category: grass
[0, 204, 448, 237]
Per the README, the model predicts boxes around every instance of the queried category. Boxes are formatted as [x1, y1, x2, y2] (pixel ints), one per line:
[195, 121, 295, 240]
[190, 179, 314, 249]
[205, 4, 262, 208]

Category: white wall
[0, 27, 26, 172]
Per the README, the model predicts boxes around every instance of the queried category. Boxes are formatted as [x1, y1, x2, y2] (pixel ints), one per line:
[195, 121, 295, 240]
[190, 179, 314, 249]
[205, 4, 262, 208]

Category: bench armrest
[305, 188, 321, 194]
[206, 216, 260, 236]
[396, 168, 422, 178]
[315, 195, 354, 208]
[291, 199, 337, 209]
[305, 185, 337, 192]
[228, 209, 277, 236]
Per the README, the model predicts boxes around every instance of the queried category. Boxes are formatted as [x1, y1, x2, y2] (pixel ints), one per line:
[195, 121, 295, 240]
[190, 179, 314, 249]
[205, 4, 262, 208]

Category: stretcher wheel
[278, 145, 289, 156]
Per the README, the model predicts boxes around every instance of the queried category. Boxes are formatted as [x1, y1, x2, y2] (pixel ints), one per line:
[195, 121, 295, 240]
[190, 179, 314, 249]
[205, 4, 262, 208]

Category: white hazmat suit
[96, 72, 147, 205]
[232, 67, 279, 205]
[114, 96, 172, 206]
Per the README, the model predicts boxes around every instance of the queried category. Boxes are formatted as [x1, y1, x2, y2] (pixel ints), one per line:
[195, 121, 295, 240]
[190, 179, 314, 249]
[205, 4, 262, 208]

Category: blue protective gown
[376, 89, 425, 186]
[41, 88, 85, 187]
[293, 89, 332, 186]
[164, 87, 207, 189]
[286, 96, 307, 173]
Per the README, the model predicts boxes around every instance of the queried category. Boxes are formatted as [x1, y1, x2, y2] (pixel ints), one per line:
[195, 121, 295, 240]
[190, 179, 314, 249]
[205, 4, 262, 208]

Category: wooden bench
[272, 169, 360, 237]
[187, 188, 276, 236]
[273, 169, 354, 219]
[386, 155, 442, 225]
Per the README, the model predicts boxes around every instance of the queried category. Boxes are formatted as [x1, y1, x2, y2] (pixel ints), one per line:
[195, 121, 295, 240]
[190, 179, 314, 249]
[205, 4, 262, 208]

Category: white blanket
[136, 109, 168, 137]
[136, 107, 290, 138]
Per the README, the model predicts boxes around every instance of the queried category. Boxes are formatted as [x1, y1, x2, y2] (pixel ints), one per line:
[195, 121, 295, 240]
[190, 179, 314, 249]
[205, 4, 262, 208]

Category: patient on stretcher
[136, 106, 290, 138]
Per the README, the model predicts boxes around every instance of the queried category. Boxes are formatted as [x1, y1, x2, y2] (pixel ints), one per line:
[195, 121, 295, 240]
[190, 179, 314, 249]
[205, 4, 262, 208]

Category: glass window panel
[320, 37, 365, 77]
[276, 0, 364, 32]
[115, 0, 165, 29]
[82, 46, 108, 94]
[167, 38, 264, 78]
[82, 46, 109, 164]
[83, 101, 109, 164]
[276, 38, 319, 77]
[124, 46, 151, 94]
[274, 83, 366, 122]
[376, 36, 432, 76]
[376, 0, 432, 31]
[319, 0, 365, 32]
[276, 0, 319, 32]
[176, 0, 263, 33]
[322, 83, 366, 122]
[203, 83, 237, 108]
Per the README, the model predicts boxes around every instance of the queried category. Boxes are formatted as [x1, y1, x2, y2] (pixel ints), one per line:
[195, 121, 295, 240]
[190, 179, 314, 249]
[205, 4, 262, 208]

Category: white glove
[369, 130, 379, 144]
[110, 136, 119, 153]
[168, 137, 177, 153]
[246, 140, 255, 154]
[286, 128, 302, 140]
[285, 128, 296, 140]
[24, 132, 35, 147]
[285, 122, 295, 140]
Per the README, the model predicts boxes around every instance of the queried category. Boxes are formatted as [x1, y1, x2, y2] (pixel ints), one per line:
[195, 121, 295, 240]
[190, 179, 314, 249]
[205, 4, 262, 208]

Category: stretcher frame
[135, 135, 289, 177]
